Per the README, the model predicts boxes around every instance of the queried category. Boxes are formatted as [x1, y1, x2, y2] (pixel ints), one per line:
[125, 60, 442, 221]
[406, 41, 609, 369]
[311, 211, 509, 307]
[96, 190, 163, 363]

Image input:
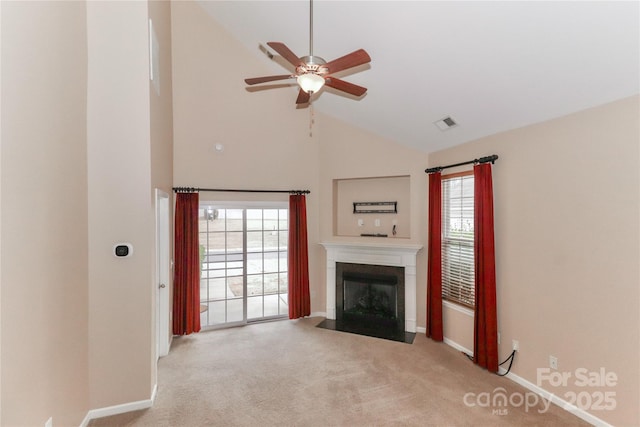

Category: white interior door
[156, 189, 170, 358]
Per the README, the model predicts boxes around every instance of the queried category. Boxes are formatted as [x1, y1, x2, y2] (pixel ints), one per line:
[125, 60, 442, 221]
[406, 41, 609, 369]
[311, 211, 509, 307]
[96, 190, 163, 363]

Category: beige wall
[2, 1, 163, 422]
[148, 0, 174, 386]
[335, 176, 411, 238]
[171, 1, 319, 191]
[1, 0, 168, 423]
[86, 0, 155, 409]
[171, 1, 323, 310]
[317, 115, 429, 319]
[1, 2, 90, 425]
[171, 2, 429, 317]
[429, 96, 640, 426]
[149, 1, 174, 195]
[1, 1, 3, 420]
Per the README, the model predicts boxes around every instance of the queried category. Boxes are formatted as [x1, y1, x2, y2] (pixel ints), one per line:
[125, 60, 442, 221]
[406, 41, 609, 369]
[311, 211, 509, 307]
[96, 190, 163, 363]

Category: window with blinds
[442, 173, 475, 309]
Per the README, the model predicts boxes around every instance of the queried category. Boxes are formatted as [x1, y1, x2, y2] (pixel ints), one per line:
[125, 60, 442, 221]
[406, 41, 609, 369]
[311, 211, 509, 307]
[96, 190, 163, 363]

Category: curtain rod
[425, 154, 499, 174]
[173, 187, 310, 195]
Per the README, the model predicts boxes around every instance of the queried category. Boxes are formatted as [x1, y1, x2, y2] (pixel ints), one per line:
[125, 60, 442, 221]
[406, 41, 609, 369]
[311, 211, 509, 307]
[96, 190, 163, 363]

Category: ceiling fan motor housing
[298, 55, 327, 74]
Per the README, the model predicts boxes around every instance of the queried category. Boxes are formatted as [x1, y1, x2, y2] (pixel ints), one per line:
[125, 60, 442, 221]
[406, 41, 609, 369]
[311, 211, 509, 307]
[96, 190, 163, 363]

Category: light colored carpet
[89, 317, 588, 426]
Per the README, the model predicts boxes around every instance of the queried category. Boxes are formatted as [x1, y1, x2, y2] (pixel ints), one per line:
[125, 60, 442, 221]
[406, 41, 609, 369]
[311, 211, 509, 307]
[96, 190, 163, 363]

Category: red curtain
[426, 172, 443, 341]
[473, 163, 498, 372]
[173, 192, 201, 335]
[288, 194, 311, 319]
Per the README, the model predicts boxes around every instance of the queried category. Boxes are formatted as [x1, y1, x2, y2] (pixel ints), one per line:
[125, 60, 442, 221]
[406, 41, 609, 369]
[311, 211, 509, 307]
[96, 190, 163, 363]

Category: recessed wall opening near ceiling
[333, 175, 410, 239]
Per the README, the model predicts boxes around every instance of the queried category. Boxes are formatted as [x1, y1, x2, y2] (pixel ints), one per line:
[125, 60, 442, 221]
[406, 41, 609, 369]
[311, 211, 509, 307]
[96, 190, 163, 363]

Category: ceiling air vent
[434, 116, 458, 131]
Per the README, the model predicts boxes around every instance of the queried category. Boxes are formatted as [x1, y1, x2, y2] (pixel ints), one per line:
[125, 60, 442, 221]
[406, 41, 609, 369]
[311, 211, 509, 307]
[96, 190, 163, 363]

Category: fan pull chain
[309, 100, 315, 137]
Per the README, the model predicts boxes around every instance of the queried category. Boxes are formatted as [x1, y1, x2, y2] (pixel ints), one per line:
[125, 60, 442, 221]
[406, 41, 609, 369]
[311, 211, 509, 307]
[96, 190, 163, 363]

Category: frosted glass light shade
[297, 73, 325, 93]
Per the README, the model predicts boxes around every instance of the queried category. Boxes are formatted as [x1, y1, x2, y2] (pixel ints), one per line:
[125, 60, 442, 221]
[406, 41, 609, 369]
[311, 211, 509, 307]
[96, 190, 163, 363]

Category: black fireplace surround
[317, 262, 414, 343]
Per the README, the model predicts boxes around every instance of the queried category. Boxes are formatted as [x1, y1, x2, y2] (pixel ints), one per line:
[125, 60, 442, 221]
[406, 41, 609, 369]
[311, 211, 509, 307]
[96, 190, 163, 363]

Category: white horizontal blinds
[442, 173, 475, 308]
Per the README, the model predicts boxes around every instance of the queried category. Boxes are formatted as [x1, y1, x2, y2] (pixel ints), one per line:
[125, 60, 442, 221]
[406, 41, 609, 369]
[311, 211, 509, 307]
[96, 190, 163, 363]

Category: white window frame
[441, 171, 475, 310]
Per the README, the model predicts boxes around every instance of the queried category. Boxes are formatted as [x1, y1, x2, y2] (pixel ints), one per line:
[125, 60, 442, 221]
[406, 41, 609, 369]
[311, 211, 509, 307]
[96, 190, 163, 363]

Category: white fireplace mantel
[320, 241, 423, 333]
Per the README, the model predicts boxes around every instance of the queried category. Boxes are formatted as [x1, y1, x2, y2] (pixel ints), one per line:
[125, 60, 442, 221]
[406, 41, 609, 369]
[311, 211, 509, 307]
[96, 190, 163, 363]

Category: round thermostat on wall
[114, 243, 133, 258]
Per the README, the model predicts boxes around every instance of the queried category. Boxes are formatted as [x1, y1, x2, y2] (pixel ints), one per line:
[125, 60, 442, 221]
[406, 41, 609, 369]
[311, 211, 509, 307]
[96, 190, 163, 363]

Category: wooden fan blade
[296, 89, 311, 105]
[323, 49, 371, 74]
[245, 75, 294, 85]
[266, 42, 304, 68]
[325, 77, 367, 97]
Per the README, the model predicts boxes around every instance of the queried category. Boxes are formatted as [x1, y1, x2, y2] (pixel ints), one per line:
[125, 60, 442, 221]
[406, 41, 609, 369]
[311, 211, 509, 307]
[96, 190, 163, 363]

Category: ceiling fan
[244, 0, 371, 105]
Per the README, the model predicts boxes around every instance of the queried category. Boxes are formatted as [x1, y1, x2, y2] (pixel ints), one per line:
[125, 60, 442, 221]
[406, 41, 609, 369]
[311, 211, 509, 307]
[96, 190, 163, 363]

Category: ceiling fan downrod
[304, 0, 325, 67]
[297, 0, 325, 94]
[309, 0, 313, 57]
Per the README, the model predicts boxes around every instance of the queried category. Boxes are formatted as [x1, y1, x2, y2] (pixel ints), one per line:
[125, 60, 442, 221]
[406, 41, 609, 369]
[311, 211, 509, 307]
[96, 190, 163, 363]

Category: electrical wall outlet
[512, 340, 519, 351]
[374, 219, 381, 227]
[45, 417, 53, 427]
[549, 355, 558, 370]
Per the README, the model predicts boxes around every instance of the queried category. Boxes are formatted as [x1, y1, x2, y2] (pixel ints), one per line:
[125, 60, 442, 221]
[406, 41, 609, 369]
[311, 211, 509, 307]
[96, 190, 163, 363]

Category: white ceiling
[197, 1, 639, 153]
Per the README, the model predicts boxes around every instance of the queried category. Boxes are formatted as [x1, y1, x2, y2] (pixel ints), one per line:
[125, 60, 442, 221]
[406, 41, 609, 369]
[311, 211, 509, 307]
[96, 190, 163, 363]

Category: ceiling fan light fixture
[297, 73, 325, 93]
[244, 0, 370, 106]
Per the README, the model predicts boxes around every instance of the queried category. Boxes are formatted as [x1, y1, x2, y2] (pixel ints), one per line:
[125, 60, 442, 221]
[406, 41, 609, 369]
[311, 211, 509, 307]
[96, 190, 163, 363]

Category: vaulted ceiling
[197, 1, 639, 153]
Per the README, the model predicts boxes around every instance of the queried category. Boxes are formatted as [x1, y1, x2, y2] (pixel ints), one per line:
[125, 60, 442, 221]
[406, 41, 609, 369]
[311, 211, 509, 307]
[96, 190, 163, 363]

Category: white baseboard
[499, 368, 612, 427]
[81, 383, 157, 426]
[440, 337, 611, 427]
[443, 337, 473, 356]
[79, 334, 611, 427]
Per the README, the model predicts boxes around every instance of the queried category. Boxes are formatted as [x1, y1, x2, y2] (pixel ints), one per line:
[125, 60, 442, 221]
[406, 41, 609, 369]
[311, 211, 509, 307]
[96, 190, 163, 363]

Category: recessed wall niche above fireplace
[320, 242, 423, 343]
[334, 176, 410, 238]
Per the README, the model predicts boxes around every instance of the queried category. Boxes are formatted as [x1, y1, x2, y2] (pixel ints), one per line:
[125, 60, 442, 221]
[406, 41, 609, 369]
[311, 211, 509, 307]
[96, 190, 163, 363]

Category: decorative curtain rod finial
[425, 154, 499, 174]
[477, 155, 499, 165]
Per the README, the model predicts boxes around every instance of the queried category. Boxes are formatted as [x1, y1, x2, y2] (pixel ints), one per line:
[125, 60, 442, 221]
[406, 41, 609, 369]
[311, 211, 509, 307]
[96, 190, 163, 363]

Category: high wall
[1, 2, 90, 425]
[87, 0, 173, 411]
[171, 2, 429, 318]
[316, 115, 429, 321]
[150, 1, 175, 196]
[171, 1, 323, 307]
[429, 95, 640, 426]
[149, 0, 175, 384]
[1, 1, 173, 424]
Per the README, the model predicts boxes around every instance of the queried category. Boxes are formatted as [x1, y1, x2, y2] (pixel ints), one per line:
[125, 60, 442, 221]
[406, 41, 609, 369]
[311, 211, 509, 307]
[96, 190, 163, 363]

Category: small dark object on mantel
[360, 233, 388, 237]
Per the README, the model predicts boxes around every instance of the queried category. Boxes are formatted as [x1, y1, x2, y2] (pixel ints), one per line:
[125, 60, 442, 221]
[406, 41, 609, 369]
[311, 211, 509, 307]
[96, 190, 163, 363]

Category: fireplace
[336, 262, 405, 338]
[319, 241, 422, 342]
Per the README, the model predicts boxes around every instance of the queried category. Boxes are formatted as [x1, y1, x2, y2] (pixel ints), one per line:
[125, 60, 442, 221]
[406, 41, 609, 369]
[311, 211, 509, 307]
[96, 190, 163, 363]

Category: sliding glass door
[199, 204, 288, 328]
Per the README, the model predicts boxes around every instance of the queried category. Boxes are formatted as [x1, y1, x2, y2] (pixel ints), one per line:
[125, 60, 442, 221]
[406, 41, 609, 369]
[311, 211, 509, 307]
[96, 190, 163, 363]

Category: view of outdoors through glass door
[199, 204, 289, 328]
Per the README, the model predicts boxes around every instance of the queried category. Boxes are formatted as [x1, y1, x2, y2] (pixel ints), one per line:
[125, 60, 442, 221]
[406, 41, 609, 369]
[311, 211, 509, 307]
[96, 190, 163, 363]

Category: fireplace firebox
[330, 262, 409, 342]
